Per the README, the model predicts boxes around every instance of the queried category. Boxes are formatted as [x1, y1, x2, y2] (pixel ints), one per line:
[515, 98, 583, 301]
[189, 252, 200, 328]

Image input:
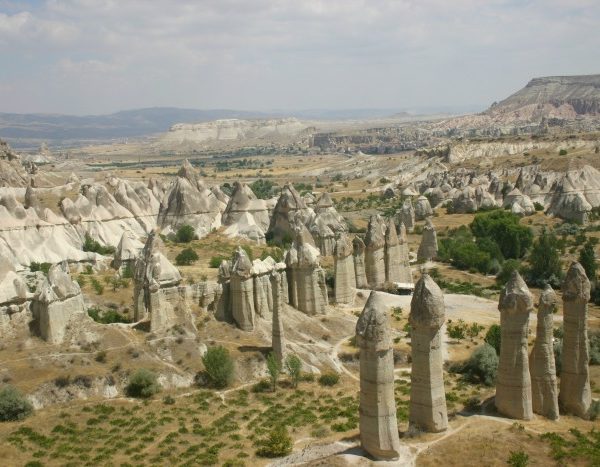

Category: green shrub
[83, 234, 115, 255]
[470, 210, 533, 259]
[318, 373, 340, 387]
[201, 346, 234, 389]
[87, 307, 129, 324]
[285, 354, 302, 388]
[534, 202, 544, 212]
[589, 331, 600, 365]
[125, 369, 160, 398]
[255, 425, 293, 458]
[579, 240, 597, 281]
[447, 319, 468, 340]
[209, 255, 226, 268]
[484, 324, 501, 355]
[266, 353, 281, 392]
[176, 248, 199, 266]
[0, 385, 33, 421]
[496, 259, 522, 285]
[526, 230, 563, 287]
[122, 263, 133, 279]
[452, 344, 498, 386]
[29, 262, 52, 275]
[175, 225, 197, 243]
[507, 450, 529, 467]
[558, 149, 567, 156]
[250, 179, 278, 199]
[90, 278, 104, 295]
[589, 400, 600, 421]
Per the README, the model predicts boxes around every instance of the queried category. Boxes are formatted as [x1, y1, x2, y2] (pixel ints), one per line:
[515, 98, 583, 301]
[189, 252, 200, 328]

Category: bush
[579, 240, 597, 281]
[209, 255, 226, 268]
[87, 307, 129, 324]
[250, 179, 278, 199]
[447, 319, 468, 340]
[484, 324, 501, 355]
[470, 210, 533, 259]
[0, 385, 33, 421]
[202, 346, 234, 389]
[176, 248, 199, 266]
[589, 331, 600, 365]
[318, 373, 340, 387]
[175, 225, 197, 243]
[266, 353, 281, 392]
[256, 425, 293, 458]
[526, 230, 563, 287]
[453, 344, 498, 386]
[507, 450, 530, 467]
[496, 259, 521, 285]
[29, 262, 52, 275]
[125, 369, 160, 398]
[558, 149, 567, 156]
[285, 354, 302, 388]
[83, 234, 115, 255]
[534, 202, 544, 212]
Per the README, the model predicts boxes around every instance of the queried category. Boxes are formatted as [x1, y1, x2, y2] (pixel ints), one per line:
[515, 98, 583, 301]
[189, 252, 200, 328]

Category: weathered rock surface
[230, 246, 255, 331]
[308, 193, 347, 256]
[559, 262, 592, 418]
[222, 181, 269, 243]
[113, 231, 144, 270]
[334, 233, 356, 304]
[356, 291, 404, 460]
[414, 196, 433, 220]
[31, 262, 87, 344]
[399, 199, 415, 232]
[417, 218, 438, 262]
[364, 215, 386, 289]
[409, 273, 448, 432]
[530, 285, 559, 420]
[267, 183, 314, 245]
[496, 271, 533, 420]
[271, 271, 285, 364]
[353, 236, 368, 289]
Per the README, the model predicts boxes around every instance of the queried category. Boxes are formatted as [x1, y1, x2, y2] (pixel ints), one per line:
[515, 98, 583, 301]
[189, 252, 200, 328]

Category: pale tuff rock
[417, 218, 438, 262]
[308, 193, 347, 256]
[399, 199, 415, 232]
[409, 274, 448, 432]
[530, 285, 560, 420]
[285, 226, 328, 315]
[496, 271, 534, 420]
[267, 183, 315, 245]
[112, 231, 144, 270]
[222, 181, 269, 243]
[31, 262, 86, 344]
[132, 231, 188, 332]
[271, 271, 285, 364]
[303, 192, 316, 207]
[334, 233, 356, 304]
[547, 166, 600, 224]
[414, 196, 433, 220]
[356, 291, 404, 460]
[559, 262, 592, 418]
[353, 236, 368, 289]
[230, 247, 255, 331]
[252, 258, 273, 318]
[364, 215, 386, 289]
[397, 223, 412, 283]
[384, 218, 411, 285]
[215, 260, 232, 323]
[503, 188, 535, 216]
[0, 254, 28, 334]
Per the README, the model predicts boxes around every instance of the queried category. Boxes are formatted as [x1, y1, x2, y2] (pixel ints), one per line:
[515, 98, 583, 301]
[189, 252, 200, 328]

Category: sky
[0, 0, 599, 115]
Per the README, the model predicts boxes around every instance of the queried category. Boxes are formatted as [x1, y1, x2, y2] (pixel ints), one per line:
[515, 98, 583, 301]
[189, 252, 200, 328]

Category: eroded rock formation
[409, 273, 448, 432]
[271, 271, 285, 364]
[353, 236, 368, 289]
[364, 215, 386, 289]
[334, 233, 356, 304]
[496, 271, 533, 420]
[230, 246, 256, 331]
[417, 218, 438, 262]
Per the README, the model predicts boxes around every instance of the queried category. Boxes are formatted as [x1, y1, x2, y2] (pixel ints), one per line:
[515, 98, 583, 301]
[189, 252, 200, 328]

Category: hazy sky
[0, 0, 599, 115]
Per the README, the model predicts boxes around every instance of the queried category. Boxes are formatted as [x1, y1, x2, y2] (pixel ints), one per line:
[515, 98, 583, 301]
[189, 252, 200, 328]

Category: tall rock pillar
[364, 215, 386, 289]
[230, 246, 255, 331]
[530, 285, 559, 420]
[353, 236, 368, 289]
[271, 271, 285, 365]
[384, 218, 403, 284]
[417, 218, 438, 262]
[409, 273, 448, 432]
[559, 262, 592, 418]
[334, 233, 356, 304]
[496, 271, 533, 420]
[356, 291, 404, 460]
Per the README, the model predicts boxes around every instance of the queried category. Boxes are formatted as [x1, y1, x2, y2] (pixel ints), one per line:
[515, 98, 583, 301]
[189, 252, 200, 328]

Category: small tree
[266, 353, 281, 392]
[484, 324, 501, 355]
[579, 240, 597, 282]
[526, 230, 563, 287]
[0, 385, 33, 421]
[464, 344, 498, 386]
[175, 225, 197, 243]
[496, 259, 521, 285]
[125, 369, 160, 398]
[256, 425, 293, 458]
[176, 248, 199, 266]
[202, 346, 234, 389]
[285, 354, 302, 388]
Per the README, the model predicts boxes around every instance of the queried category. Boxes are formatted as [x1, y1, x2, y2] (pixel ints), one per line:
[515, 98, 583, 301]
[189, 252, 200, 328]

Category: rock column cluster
[530, 285, 560, 420]
[496, 271, 533, 420]
[559, 262, 592, 418]
[409, 273, 448, 432]
[356, 291, 403, 460]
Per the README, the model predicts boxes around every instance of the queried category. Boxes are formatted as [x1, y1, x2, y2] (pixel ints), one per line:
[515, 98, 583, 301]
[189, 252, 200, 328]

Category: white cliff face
[409, 274, 448, 432]
[530, 285, 559, 420]
[161, 118, 308, 144]
[559, 262, 592, 418]
[31, 262, 87, 344]
[356, 291, 405, 460]
[496, 271, 534, 420]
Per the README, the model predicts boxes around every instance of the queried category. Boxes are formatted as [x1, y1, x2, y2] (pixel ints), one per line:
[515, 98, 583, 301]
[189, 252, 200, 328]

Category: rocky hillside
[486, 74, 600, 120]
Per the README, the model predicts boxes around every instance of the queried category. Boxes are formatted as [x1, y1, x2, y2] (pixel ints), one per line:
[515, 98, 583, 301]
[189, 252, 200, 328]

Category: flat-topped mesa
[353, 236, 368, 289]
[285, 225, 328, 315]
[230, 246, 255, 331]
[334, 233, 356, 304]
[31, 262, 86, 344]
[399, 199, 415, 233]
[356, 291, 404, 460]
[364, 215, 387, 289]
[414, 196, 433, 221]
[560, 262, 592, 418]
[417, 218, 438, 262]
[270, 271, 285, 365]
[409, 273, 448, 432]
[266, 183, 314, 245]
[496, 271, 534, 420]
[530, 285, 560, 420]
[222, 181, 269, 244]
[132, 231, 188, 332]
